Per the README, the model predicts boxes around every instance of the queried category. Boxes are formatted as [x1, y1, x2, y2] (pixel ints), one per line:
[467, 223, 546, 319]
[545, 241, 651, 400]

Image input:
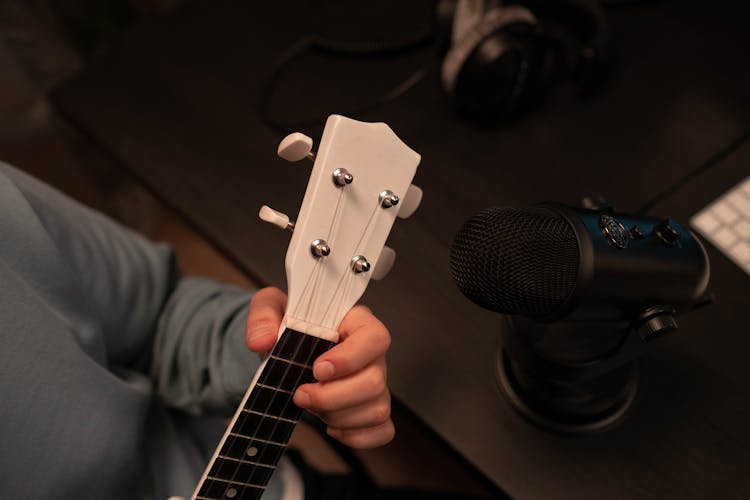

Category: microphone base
[496, 315, 643, 435]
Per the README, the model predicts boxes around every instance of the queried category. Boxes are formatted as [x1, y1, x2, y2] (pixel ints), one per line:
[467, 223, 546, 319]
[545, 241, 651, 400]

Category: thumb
[246, 287, 286, 353]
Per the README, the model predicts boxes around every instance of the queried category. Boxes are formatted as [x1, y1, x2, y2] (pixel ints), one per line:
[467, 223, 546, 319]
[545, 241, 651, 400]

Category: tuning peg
[259, 205, 294, 231]
[277, 132, 315, 162]
[371, 246, 396, 281]
[397, 184, 423, 219]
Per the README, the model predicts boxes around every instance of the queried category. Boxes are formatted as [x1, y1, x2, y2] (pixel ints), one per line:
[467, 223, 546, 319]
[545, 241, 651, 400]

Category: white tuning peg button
[277, 132, 315, 162]
[397, 184, 423, 219]
[259, 205, 294, 231]
[371, 246, 396, 281]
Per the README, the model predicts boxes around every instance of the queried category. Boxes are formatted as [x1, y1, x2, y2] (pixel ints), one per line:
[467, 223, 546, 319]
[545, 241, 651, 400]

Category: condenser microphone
[449, 204, 710, 323]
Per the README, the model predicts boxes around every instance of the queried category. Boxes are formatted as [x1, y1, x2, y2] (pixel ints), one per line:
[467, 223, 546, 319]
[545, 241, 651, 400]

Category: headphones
[437, 0, 610, 117]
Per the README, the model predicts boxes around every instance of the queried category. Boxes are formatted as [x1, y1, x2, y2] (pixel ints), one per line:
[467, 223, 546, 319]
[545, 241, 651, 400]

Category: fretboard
[192, 327, 335, 500]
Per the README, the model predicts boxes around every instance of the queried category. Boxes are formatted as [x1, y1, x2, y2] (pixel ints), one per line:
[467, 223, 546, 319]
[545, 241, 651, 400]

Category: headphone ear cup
[520, 0, 611, 93]
[452, 25, 541, 116]
[441, 5, 540, 117]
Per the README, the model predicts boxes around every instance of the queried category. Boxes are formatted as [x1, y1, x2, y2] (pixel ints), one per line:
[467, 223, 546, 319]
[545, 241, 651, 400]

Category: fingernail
[314, 361, 335, 381]
[294, 390, 311, 408]
[247, 325, 275, 343]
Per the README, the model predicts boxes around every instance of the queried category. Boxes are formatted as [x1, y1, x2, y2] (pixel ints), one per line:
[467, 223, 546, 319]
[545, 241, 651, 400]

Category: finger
[312, 306, 390, 382]
[326, 419, 396, 449]
[294, 360, 387, 412]
[317, 391, 391, 430]
[246, 287, 286, 353]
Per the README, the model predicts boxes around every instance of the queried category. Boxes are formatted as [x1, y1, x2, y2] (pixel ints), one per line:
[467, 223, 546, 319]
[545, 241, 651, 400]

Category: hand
[245, 287, 394, 449]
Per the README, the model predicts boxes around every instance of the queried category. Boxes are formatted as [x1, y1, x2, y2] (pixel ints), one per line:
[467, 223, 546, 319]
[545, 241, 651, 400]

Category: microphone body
[450, 204, 710, 323]
[449, 203, 711, 433]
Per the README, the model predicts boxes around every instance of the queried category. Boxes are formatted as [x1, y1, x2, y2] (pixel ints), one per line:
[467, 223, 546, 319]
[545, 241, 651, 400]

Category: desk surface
[54, 1, 750, 498]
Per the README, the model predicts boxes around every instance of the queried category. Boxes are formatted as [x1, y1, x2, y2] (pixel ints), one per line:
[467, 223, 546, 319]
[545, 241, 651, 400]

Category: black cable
[260, 28, 435, 135]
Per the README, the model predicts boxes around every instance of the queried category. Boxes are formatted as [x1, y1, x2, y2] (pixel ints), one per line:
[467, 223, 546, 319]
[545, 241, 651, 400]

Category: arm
[0, 163, 258, 414]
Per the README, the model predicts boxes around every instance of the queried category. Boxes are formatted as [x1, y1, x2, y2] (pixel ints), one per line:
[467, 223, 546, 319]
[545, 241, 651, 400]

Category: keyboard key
[692, 176, 750, 276]
[740, 176, 750, 197]
[691, 211, 720, 234]
[728, 191, 750, 216]
[735, 220, 750, 239]
[713, 227, 738, 247]
[713, 203, 739, 224]
[728, 242, 750, 264]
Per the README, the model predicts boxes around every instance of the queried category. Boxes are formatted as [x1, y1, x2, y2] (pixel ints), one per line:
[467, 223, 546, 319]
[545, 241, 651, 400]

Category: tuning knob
[277, 132, 315, 162]
[372, 246, 396, 280]
[397, 184, 423, 219]
[259, 205, 294, 231]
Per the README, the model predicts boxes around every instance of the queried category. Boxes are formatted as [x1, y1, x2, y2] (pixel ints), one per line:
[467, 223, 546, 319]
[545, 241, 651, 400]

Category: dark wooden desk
[53, 0, 750, 497]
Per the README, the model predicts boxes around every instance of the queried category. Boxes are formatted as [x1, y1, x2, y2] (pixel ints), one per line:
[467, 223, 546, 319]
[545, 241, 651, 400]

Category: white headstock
[262, 115, 421, 342]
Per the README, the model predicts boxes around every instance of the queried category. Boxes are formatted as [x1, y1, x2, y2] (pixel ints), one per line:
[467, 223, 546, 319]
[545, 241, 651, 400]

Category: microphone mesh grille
[449, 207, 580, 317]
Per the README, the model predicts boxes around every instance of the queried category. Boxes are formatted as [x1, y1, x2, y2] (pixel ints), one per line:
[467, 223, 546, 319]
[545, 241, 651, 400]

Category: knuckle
[372, 324, 391, 350]
[365, 368, 387, 396]
[372, 403, 391, 425]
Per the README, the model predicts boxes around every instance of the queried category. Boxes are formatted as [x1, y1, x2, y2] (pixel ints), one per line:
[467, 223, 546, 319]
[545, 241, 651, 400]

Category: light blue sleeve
[0, 162, 259, 414]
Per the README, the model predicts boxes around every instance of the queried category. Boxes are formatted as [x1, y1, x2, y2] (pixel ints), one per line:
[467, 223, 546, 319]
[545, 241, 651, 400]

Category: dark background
[3, 0, 750, 498]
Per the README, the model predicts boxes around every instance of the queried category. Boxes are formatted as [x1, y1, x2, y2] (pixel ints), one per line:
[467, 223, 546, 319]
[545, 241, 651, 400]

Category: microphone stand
[496, 306, 677, 435]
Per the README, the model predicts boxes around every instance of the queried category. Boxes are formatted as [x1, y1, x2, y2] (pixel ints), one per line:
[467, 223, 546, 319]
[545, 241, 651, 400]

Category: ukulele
[185, 115, 422, 500]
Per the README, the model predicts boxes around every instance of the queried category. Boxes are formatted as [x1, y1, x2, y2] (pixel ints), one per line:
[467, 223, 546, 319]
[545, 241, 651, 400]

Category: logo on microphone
[599, 214, 629, 249]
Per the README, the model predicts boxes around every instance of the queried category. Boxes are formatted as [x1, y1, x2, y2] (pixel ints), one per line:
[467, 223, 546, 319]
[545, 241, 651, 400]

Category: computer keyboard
[691, 175, 750, 275]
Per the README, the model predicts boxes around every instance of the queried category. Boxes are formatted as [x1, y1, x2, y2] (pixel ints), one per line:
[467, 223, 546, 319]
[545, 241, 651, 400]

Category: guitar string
[214, 259, 320, 496]
[316, 186, 346, 325]
[302, 261, 323, 324]
[223, 183, 350, 489]
[322, 270, 351, 330]
[292, 257, 319, 321]
[232, 333, 327, 499]
[333, 272, 355, 330]
[213, 262, 324, 497]
[209, 351, 289, 498]
[208, 178, 364, 496]
[293, 185, 344, 324]
[321, 198, 381, 326]
[220, 329, 317, 499]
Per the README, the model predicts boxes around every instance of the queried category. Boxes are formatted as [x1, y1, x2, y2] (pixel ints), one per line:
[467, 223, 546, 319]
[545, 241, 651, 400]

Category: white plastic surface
[283, 115, 421, 333]
[258, 205, 290, 229]
[691, 174, 750, 275]
[397, 184, 423, 219]
[372, 246, 396, 281]
[277, 132, 313, 161]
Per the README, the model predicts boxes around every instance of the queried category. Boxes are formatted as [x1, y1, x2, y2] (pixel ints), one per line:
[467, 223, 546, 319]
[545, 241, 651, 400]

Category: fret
[257, 358, 311, 392]
[272, 328, 334, 363]
[220, 433, 285, 467]
[207, 457, 273, 485]
[269, 355, 313, 370]
[233, 410, 296, 443]
[213, 455, 276, 470]
[205, 476, 265, 489]
[253, 383, 293, 395]
[197, 476, 264, 500]
[241, 408, 297, 424]
[193, 329, 335, 500]
[226, 432, 286, 448]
